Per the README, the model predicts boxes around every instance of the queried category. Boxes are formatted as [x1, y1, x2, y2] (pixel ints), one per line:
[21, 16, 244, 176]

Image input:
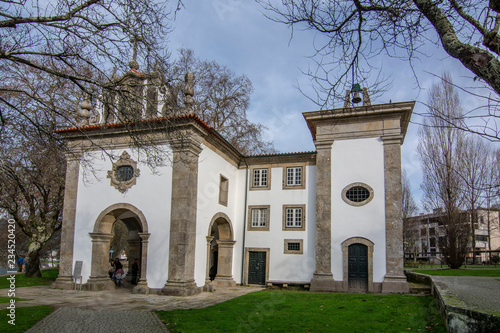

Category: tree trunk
[25, 250, 41, 278]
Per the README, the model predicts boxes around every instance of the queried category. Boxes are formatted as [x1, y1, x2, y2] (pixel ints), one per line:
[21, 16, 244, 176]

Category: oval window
[116, 165, 134, 182]
[342, 183, 374, 206]
[346, 186, 370, 203]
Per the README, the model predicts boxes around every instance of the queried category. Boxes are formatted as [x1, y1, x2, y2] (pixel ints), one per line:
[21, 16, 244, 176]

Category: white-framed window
[252, 208, 268, 227]
[248, 205, 270, 231]
[286, 207, 302, 227]
[283, 205, 305, 231]
[286, 167, 302, 186]
[253, 168, 268, 187]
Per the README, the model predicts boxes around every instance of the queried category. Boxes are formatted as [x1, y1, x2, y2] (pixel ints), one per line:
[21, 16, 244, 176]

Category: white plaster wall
[195, 145, 246, 286]
[245, 165, 316, 283]
[72, 146, 173, 288]
[331, 138, 387, 282]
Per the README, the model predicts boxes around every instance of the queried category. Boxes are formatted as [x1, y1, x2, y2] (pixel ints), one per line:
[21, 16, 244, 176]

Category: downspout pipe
[241, 157, 249, 285]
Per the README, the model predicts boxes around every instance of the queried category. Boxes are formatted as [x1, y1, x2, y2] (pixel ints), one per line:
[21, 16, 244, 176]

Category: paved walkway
[432, 276, 500, 315]
[26, 308, 169, 333]
[5, 285, 262, 332]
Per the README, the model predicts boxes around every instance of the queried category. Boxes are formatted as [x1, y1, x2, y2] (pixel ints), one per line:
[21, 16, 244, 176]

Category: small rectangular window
[284, 239, 303, 254]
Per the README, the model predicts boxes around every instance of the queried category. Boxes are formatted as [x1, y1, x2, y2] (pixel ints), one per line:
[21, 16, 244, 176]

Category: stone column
[54, 152, 81, 290]
[124, 238, 141, 283]
[161, 138, 202, 296]
[133, 232, 150, 294]
[381, 135, 409, 293]
[213, 240, 236, 287]
[86, 232, 114, 291]
[205, 236, 214, 287]
[310, 140, 336, 291]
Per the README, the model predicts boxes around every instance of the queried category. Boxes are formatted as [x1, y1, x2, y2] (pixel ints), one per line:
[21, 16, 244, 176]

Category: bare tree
[483, 148, 500, 262]
[460, 136, 490, 263]
[402, 169, 419, 260]
[418, 73, 469, 269]
[259, 1, 500, 138]
[166, 49, 277, 155]
[0, 127, 65, 277]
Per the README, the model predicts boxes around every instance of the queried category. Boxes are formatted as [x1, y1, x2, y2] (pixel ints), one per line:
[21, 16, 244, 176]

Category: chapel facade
[54, 64, 414, 295]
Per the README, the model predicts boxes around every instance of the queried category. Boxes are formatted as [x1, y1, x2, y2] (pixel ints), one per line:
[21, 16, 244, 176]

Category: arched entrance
[205, 213, 236, 288]
[342, 237, 374, 292]
[86, 203, 150, 293]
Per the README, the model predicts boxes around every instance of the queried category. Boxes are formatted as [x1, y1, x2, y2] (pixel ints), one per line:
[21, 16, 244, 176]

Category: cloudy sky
[167, 1, 487, 211]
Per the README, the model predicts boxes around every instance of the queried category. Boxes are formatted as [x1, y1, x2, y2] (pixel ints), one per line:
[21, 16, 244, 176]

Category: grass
[0, 297, 28, 303]
[0, 305, 54, 333]
[0, 268, 59, 289]
[412, 268, 500, 277]
[156, 290, 445, 333]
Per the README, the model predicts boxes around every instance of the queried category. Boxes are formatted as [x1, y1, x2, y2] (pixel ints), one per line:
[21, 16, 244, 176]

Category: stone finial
[344, 89, 351, 108]
[183, 72, 195, 113]
[77, 98, 92, 126]
[362, 87, 372, 106]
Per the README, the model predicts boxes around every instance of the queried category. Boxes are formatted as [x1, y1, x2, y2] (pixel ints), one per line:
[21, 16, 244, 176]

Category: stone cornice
[240, 152, 316, 168]
[303, 101, 415, 142]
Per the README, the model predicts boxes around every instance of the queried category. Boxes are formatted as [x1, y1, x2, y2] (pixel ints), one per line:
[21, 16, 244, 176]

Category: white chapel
[54, 63, 414, 295]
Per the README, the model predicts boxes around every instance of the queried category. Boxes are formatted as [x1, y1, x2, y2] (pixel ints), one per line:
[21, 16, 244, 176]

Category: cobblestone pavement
[4, 284, 262, 332]
[25, 307, 169, 333]
[433, 276, 500, 315]
[11, 284, 262, 311]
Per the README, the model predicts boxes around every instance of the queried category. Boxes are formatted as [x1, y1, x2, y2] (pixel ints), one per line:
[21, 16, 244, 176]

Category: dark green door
[348, 244, 368, 291]
[248, 251, 266, 285]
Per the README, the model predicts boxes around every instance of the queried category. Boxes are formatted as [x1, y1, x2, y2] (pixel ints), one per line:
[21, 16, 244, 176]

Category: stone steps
[409, 282, 431, 295]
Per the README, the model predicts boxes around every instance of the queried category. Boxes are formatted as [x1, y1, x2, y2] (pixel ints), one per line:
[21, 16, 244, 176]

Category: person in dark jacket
[131, 258, 139, 285]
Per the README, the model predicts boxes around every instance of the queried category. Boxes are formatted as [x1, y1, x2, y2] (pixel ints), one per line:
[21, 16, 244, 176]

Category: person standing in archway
[112, 258, 123, 286]
[131, 258, 139, 285]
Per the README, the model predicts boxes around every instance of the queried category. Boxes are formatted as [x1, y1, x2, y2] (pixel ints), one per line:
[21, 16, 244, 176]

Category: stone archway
[341, 237, 374, 292]
[86, 203, 150, 293]
[205, 213, 236, 288]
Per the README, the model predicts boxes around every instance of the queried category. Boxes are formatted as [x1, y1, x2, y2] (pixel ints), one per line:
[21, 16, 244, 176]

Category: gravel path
[435, 276, 500, 314]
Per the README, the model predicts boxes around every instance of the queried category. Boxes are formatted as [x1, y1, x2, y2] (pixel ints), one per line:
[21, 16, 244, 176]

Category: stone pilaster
[381, 135, 409, 293]
[133, 232, 150, 294]
[161, 138, 202, 296]
[54, 153, 81, 290]
[213, 240, 236, 287]
[85, 232, 114, 291]
[310, 140, 336, 291]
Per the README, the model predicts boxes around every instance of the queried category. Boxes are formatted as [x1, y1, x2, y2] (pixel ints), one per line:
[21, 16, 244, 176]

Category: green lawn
[0, 297, 28, 303]
[0, 268, 59, 289]
[412, 268, 500, 277]
[0, 305, 54, 333]
[156, 290, 445, 333]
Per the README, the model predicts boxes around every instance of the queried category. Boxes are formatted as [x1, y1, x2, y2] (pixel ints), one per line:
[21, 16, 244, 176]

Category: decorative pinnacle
[129, 35, 143, 70]
[183, 72, 195, 112]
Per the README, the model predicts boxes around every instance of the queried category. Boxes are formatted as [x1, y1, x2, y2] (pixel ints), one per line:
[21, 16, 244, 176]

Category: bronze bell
[351, 83, 362, 104]
[352, 91, 362, 103]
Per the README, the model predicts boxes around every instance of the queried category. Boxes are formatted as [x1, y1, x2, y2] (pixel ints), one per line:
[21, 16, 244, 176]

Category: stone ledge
[406, 271, 500, 333]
